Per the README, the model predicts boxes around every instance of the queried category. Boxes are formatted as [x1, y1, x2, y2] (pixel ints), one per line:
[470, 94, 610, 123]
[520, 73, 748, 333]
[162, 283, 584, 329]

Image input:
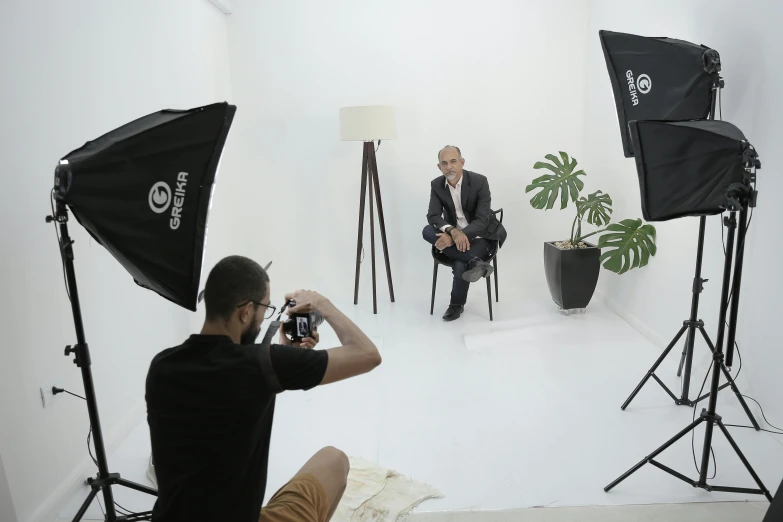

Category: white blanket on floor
[332, 457, 442, 522]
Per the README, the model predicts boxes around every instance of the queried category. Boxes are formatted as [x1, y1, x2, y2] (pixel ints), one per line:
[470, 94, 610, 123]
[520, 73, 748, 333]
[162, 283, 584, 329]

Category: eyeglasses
[237, 300, 277, 319]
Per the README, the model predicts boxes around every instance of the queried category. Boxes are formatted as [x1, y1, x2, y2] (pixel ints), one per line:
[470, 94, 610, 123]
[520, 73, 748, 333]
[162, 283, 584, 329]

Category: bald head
[437, 145, 462, 162]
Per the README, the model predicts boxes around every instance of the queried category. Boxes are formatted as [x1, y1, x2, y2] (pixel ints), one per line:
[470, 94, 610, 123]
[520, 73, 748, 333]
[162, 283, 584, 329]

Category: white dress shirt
[440, 175, 481, 239]
[441, 176, 469, 232]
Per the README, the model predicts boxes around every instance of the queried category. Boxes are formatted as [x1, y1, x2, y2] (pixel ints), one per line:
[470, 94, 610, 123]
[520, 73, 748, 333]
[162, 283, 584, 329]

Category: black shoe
[462, 260, 494, 283]
[443, 304, 464, 321]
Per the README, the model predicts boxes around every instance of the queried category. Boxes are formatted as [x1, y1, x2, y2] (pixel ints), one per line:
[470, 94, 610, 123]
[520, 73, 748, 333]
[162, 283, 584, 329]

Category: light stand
[49, 169, 158, 522]
[45, 102, 234, 521]
[606, 160, 772, 502]
[618, 77, 760, 430]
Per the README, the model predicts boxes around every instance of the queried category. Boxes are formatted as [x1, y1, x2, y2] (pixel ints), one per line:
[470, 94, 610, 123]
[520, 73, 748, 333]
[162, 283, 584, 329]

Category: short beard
[240, 323, 262, 345]
[445, 172, 457, 182]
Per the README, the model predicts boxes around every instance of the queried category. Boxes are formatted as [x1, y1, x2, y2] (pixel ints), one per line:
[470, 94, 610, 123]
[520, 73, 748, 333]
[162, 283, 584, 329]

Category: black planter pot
[544, 241, 601, 310]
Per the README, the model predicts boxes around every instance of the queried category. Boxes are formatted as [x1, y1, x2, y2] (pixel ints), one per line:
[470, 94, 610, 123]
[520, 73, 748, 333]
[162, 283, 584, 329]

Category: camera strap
[256, 320, 283, 394]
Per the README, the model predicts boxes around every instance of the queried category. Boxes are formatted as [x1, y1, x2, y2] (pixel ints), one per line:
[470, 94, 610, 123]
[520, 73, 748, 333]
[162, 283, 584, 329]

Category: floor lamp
[340, 105, 396, 314]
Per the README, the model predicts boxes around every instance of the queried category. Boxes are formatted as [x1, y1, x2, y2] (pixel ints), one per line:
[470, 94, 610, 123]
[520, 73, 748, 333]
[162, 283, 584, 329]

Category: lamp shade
[339, 106, 397, 141]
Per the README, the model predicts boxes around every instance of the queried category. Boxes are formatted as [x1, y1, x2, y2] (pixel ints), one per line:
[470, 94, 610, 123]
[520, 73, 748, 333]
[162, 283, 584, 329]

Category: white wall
[224, 0, 591, 305]
[0, 2, 236, 521]
[0, 454, 18, 522]
[584, 0, 783, 427]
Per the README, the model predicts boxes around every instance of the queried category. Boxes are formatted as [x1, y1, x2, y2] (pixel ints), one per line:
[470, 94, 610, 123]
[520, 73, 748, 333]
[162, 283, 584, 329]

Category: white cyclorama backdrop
[224, 0, 590, 305]
[0, 2, 240, 522]
[584, 0, 783, 432]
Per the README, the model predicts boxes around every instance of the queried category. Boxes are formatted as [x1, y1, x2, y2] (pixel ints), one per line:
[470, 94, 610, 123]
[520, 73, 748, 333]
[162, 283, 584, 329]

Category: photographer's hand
[284, 290, 326, 314]
[278, 323, 320, 349]
[280, 290, 325, 349]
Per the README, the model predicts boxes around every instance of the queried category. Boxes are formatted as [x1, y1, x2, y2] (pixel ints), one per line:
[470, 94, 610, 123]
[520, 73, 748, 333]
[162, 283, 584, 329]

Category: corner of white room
[583, 0, 783, 431]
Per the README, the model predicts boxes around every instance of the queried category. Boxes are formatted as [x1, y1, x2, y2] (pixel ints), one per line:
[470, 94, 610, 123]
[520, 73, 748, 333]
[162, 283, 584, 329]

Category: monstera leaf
[526, 152, 586, 210]
[577, 191, 613, 227]
[598, 219, 657, 274]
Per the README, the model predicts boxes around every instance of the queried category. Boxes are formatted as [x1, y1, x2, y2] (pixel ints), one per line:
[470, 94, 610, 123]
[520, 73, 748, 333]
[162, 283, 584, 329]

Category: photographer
[145, 255, 382, 522]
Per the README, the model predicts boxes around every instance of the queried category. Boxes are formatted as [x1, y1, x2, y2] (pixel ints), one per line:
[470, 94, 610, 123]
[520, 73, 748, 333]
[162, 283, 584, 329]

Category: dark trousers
[422, 225, 492, 306]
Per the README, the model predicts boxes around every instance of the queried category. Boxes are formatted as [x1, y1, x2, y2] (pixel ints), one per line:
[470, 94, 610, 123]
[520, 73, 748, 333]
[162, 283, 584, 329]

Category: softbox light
[630, 119, 753, 222]
[600, 30, 720, 157]
[56, 102, 236, 311]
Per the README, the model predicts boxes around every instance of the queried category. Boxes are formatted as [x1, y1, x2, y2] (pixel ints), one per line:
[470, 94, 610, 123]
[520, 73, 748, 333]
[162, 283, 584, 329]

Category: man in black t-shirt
[146, 255, 382, 522]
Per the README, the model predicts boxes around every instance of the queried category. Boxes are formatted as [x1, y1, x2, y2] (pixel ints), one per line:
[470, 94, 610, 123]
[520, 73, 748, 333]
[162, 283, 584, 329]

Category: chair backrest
[486, 208, 503, 259]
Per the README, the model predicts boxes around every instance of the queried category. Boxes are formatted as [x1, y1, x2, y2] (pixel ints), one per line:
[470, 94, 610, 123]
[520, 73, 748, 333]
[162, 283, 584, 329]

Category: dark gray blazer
[427, 170, 507, 248]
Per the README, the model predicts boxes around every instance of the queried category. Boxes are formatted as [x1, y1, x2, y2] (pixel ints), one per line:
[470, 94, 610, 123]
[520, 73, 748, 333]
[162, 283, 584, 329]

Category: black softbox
[600, 30, 720, 157]
[57, 102, 236, 311]
[630, 119, 751, 222]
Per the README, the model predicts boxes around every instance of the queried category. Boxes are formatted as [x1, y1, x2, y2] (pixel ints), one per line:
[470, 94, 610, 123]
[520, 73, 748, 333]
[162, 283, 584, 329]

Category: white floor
[60, 296, 781, 520]
[407, 501, 772, 521]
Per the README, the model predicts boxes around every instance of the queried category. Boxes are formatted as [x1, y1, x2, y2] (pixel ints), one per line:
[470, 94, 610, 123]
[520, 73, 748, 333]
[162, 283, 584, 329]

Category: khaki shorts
[259, 473, 330, 522]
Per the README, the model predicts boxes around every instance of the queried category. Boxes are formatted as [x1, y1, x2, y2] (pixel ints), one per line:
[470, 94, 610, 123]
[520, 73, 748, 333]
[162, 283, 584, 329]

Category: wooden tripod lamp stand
[339, 105, 396, 314]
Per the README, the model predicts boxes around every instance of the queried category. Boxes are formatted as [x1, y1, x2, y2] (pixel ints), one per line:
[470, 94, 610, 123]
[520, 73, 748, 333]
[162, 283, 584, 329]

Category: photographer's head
[203, 255, 271, 345]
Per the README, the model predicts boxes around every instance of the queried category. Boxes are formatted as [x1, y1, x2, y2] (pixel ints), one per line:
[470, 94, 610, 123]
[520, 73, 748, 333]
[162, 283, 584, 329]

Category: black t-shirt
[145, 334, 328, 522]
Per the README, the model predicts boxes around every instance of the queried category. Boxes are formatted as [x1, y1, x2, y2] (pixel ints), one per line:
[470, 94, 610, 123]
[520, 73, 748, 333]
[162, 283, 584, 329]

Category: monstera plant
[526, 152, 657, 310]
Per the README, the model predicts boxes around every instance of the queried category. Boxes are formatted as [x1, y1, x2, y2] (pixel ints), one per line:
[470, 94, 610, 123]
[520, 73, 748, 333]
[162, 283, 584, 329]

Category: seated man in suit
[423, 145, 507, 321]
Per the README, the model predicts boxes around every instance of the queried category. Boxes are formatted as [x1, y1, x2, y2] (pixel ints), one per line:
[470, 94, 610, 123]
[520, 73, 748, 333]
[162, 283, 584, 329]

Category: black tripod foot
[606, 416, 705, 492]
[621, 324, 688, 410]
[73, 473, 157, 522]
[606, 413, 771, 501]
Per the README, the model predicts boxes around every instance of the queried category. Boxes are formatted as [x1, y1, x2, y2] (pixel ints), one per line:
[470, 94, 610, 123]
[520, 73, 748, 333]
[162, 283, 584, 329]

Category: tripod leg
[622, 325, 688, 410]
[605, 416, 705, 492]
[72, 487, 100, 522]
[354, 144, 370, 305]
[117, 477, 158, 496]
[369, 145, 395, 303]
[368, 162, 377, 315]
[719, 363, 761, 430]
[676, 332, 689, 377]
[716, 420, 772, 501]
[696, 326, 760, 429]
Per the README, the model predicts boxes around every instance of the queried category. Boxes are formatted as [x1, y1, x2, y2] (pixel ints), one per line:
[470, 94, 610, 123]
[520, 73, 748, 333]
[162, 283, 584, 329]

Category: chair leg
[430, 261, 438, 315]
[486, 275, 493, 321]
[493, 256, 499, 302]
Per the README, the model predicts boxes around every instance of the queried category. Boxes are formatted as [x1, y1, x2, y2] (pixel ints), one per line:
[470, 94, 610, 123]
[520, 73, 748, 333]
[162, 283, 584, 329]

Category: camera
[282, 299, 324, 341]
